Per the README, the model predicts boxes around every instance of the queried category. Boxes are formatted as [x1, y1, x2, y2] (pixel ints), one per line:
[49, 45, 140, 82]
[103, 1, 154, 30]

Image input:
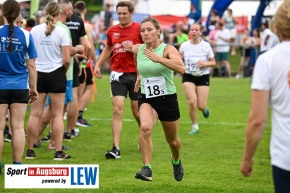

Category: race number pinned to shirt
[185, 58, 204, 76]
[110, 71, 123, 82]
[144, 76, 168, 98]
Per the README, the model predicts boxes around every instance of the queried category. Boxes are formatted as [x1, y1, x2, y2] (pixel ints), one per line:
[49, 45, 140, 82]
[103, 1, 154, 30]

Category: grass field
[0, 75, 273, 193]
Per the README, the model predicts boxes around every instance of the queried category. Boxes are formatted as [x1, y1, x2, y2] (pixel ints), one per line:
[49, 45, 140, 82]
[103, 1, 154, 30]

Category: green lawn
[0, 75, 273, 192]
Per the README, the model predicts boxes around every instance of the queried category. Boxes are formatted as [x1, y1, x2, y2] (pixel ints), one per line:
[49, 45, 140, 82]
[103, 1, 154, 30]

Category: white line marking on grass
[89, 118, 246, 126]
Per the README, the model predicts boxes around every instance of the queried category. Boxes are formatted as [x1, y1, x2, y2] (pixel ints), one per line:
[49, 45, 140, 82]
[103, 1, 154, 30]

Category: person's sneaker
[135, 166, 152, 181]
[41, 132, 51, 142]
[48, 145, 71, 151]
[188, 129, 199, 135]
[33, 140, 41, 148]
[172, 158, 184, 181]
[53, 151, 71, 161]
[105, 146, 121, 159]
[25, 149, 36, 160]
[71, 128, 80, 137]
[4, 125, 9, 135]
[63, 132, 71, 141]
[4, 133, 12, 142]
[202, 108, 210, 119]
[76, 117, 92, 127]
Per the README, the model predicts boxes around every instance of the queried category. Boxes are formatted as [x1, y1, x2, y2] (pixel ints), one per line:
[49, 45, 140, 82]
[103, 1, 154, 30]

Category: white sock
[192, 124, 199, 131]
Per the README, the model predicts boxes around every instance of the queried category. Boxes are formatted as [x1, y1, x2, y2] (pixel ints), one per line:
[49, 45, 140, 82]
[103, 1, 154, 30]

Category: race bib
[185, 59, 199, 72]
[144, 76, 168, 98]
[110, 71, 123, 82]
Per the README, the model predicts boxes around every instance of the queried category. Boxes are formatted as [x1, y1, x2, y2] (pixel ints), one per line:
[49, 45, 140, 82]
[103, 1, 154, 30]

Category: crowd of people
[0, 0, 289, 190]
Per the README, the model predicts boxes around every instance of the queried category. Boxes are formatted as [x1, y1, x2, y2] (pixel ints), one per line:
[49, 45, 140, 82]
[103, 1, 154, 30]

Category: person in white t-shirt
[26, 1, 72, 160]
[259, 22, 279, 54]
[179, 23, 216, 134]
[214, 21, 232, 77]
[240, 1, 290, 192]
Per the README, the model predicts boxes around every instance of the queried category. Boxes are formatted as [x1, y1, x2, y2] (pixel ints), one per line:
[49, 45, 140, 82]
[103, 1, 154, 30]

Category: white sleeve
[251, 54, 271, 90]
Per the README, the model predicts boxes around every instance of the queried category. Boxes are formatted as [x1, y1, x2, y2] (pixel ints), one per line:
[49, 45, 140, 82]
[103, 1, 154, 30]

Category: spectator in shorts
[0, 0, 37, 172]
[214, 21, 232, 77]
[26, 1, 71, 160]
[223, 8, 237, 56]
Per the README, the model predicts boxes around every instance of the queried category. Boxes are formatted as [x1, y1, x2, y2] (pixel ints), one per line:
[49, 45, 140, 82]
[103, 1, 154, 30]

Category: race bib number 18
[144, 76, 168, 98]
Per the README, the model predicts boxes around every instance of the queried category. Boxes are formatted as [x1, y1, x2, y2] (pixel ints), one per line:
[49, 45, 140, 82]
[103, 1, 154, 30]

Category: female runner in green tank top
[127, 17, 185, 182]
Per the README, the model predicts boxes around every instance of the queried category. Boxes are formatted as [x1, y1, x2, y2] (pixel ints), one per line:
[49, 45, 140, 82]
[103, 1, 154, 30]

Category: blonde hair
[45, 2, 60, 36]
[270, 0, 290, 40]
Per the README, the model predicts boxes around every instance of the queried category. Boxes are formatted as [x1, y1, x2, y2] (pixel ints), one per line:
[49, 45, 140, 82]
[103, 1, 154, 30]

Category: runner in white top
[179, 23, 216, 134]
[241, 1, 290, 192]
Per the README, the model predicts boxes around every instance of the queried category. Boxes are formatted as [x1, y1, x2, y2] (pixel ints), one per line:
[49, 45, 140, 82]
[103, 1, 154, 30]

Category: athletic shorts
[0, 89, 29, 104]
[111, 72, 139, 100]
[78, 68, 86, 84]
[46, 80, 73, 105]
[272, 165, 290, 193]
[216, 52, 229, 61]
[37, 66, 66, 93]
[73, 61, 80, 87]
[85, 67, 93, 86]
[182, 73, 210, 86]
[138, 93, 180, 122]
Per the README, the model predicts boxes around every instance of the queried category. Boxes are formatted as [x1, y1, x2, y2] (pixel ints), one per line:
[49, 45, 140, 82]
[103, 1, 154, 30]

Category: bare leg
[9, 103, 27, 162]
[111, 96, 125, 147]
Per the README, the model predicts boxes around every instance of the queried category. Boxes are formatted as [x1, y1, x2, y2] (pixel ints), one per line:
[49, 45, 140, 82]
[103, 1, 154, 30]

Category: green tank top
[137, 43, 176, 97]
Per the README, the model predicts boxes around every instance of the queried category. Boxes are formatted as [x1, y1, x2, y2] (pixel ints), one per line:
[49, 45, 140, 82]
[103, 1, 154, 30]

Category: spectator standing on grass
[0, 0, 37, 173]
[94, 1, 142, 159]
[73, 1, 98, 127]
[129, 17, 185, 182]
[223, 8, 237, 56]
[26, 1, 72, 160]
[259, 22, 279, 55]
[240, 1, 290, 192]
[179, 23, 216, 135]
[214, 21, 232, 77]
[103, 3, 113, 31]
[63, 0, 91, 138]
[236, 28, 254, 78]
[208, 9, 220, 32]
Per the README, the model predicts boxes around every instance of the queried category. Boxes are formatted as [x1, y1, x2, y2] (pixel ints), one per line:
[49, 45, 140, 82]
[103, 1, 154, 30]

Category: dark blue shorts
[272, 165, 290, 193]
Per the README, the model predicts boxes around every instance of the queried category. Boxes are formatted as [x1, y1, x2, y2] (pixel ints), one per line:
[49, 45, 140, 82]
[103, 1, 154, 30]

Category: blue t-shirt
[0, 25, 37, 89]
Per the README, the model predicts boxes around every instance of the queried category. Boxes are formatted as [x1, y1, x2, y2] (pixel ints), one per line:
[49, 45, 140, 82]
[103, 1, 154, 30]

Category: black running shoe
[41, 132, 51, 142]
[33, 140, 41, 148]
[25, 149, 36, 160]
[53, 151, 71, 161]
[76, 117, 92, 127]
[4, 125, 9, 135]
[135, 166, 152, 181]
[4, 133, 12, 142]
[63, 132, 71, 141]
[105, 146, 121, 159]
[172, 159, 184, 181]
